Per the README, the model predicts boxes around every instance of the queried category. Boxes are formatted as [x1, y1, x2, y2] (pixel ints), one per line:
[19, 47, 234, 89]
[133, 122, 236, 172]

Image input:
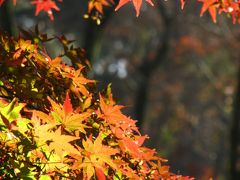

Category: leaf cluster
[0, 30, 193, 179]
[0, 28, 92, 111]
[0, 0, 239, 23]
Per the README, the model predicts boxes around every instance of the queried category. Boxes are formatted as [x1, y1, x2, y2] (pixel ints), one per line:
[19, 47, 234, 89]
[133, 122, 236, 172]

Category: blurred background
[0, 0, 240, 179]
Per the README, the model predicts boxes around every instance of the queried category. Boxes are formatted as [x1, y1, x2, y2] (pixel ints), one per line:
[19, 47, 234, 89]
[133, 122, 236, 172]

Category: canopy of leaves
[0, 31, 193, 179]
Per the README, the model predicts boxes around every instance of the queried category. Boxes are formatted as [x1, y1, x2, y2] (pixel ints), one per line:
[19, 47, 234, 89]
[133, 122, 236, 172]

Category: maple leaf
[12, 39, 37, 65]
[73, 134, 118, 179]
[98, 94, 125, 124]
[45, 97, 90, 133]
[32, 117, 79, 157]
[98, 94, 138, 137]
[140, 147, 159, 161]
[88, 0, 113, 14]
[31, 119, 56, 146]
[0, 0, 4, 5]
[31, 0, 62, 20]
[115, 0, 154, 17]
[62, 113, 91, 133]
[61, 68, 95, 97]
[199, 0, 217, 14]
[47, 128, 79, 157]
[220, 1, 240, 24]
[118, 135, 147, 159]
[199, 0, 217, 23]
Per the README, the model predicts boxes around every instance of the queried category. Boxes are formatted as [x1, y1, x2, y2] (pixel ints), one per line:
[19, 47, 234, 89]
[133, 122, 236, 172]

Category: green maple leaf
[0, 98, 25, 123]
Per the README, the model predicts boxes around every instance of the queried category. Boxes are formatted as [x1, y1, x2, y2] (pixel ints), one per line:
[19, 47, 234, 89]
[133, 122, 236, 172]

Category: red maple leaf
[95, 167, 106, 180]
[115, 0, 154, 17]
[63, 92, 73, 117]
[180, 0, 186, 9]
[31, 0, 62, 20]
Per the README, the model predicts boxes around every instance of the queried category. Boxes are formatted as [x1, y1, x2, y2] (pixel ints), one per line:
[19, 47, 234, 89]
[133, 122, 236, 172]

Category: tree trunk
[134, 71, 151, 126]
[0, 1, 17, 36]
[83, 8, 114, 60]
[134, 7, 175, 128]
[231, 65, 240, 179]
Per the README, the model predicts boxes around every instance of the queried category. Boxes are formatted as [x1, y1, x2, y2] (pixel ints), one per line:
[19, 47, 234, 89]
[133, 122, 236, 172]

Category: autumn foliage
[0, 0, 238, 179]
[0, 29, 194, 179]
[0, 0, 240, 23]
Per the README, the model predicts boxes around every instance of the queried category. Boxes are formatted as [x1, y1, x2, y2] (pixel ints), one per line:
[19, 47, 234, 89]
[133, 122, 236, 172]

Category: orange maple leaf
[118, 135, 148, 159]
[32, 96, 90, 135]
[47, 128, 79, 157]
[72, 134, 118, 179]
[98, 94, 138, 137]
[88, 0, 113, 14]
[199, 0, 217, 23]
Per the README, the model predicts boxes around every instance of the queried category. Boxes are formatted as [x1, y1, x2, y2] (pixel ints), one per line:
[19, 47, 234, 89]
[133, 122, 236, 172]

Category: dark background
[1, 0, 240, 179]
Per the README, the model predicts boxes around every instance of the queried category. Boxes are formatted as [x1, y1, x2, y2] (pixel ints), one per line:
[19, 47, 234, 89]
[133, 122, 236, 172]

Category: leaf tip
[63, 92, 73, 116]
